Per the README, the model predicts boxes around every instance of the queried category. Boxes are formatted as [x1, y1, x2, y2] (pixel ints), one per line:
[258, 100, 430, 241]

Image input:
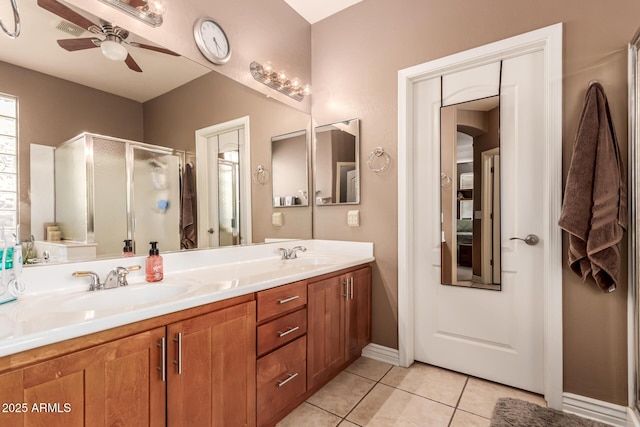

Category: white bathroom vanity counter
[0, 240, 374, 358]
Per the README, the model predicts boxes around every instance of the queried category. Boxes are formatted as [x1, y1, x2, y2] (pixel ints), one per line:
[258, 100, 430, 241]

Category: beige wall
[142, 70, 312, 242]
[0, 61, 143, 239]
[311, 0, 640, 405]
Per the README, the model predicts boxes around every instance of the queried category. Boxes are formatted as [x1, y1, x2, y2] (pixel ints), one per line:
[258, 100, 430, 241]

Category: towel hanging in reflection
[181, 163, 197, 249]
[558, 82, 627, 292]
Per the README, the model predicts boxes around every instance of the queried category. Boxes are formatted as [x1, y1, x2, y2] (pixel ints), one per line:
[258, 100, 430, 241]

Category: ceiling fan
[37, 0, 178, 72]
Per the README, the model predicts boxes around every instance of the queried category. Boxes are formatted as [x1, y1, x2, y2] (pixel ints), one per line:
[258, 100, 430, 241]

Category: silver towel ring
[252, 164, 270, 185]
[367, 147, 391, 173]
[0, 0, 20, 39]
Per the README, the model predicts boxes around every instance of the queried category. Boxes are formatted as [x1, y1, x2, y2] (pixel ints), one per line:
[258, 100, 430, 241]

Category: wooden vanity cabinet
[0, 327, 166, 427]
[167, 301, 256, 427]
[307, 266, 372, 389]
[0, 297, 256, 427]
[255, 280, 308, 427]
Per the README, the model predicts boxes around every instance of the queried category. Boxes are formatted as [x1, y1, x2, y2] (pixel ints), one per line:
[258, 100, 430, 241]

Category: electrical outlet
[272, 212, 283, 227]
[347, 210, 360, 227]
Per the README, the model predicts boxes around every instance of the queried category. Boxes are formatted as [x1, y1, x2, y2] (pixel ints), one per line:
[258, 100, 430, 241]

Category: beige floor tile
[450, 409, 490, 427]
[380, 362, 467, 406]
[345, 357, 393, 381]
[458, 377, 547, 418]
[347, 383, 454, 427]
[307, 371, 376, 417]
[338, 421, 360, 427]
[276, 402, 342, 427]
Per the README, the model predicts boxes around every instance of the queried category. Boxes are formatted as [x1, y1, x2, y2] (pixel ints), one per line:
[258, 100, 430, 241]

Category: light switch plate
[347, 210, 360, 227]
[272, 212, 283, 227]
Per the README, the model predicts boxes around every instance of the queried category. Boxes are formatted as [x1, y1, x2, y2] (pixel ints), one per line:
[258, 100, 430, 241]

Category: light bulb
[291, 78, 301, 89]
[101, 39, 128, 61]
[302, 84, 311, 96]
[278, 71, 287, 82]
[263, 61, 274, 73]
[145, 0, 167, 16]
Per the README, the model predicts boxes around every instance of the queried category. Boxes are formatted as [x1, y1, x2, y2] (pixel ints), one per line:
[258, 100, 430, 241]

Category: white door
[195, 117, 252, 248]
[414, 50, 545, 393]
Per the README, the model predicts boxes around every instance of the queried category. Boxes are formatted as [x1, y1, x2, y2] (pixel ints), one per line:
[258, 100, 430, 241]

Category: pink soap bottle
[145, 241, 163, 282]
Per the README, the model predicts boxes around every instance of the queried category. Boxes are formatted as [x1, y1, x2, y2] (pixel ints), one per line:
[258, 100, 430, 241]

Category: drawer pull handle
[278, 295, 299, 304]
[277, 372, 299, 387]
[278, 326, 300, 338]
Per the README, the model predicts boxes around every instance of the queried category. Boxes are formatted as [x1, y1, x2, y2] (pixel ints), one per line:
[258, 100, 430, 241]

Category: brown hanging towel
[558, 81, 627, 292]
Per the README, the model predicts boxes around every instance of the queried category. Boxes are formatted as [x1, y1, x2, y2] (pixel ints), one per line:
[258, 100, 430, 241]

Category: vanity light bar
[250, 61, 310, 102]
[98, 0, 164, 27]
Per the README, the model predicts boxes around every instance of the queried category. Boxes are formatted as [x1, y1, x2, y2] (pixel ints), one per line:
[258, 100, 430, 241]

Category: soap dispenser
[145, 241, 163, 282]
[122, 239, 134, 257]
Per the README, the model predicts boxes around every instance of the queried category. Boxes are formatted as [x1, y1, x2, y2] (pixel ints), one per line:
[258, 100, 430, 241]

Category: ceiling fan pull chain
[0, 0, 21, 39]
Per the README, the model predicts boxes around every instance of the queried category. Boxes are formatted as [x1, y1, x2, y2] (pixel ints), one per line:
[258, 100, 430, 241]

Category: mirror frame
[440, 96, 501, 290]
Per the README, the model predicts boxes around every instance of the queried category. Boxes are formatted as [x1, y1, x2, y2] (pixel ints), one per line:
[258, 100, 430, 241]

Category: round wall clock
[193, 17, 231, 65]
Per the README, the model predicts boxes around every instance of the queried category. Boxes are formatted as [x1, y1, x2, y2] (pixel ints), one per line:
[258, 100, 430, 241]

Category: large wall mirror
[0, 0, 311, 265]
[314, 118, 360, 205]
[440, 96, 501, 290]
[271, 130, 309, 207]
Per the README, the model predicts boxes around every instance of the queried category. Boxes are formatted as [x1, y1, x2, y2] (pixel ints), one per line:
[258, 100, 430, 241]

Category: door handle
[207, 228, 214, 234]
[173, 332, 182, 375]
[509, 234, 539, 246]
[157, 337, 166, 382]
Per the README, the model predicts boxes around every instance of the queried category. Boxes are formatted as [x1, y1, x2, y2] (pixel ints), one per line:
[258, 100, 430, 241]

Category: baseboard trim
[361, 343, 400, 366]
[563, 393, 628, 426]
[628, 407, 640, 427]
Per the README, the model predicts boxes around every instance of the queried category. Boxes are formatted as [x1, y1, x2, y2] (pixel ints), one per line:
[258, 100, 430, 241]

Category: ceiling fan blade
[57, 38, 100, 52]
[125, 54, 143, 73]
[37, 0, 97, 31]
[128, 42, 180, 57]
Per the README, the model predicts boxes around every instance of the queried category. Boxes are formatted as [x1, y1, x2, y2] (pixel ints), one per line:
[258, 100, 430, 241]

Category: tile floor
[276, 356, 547, 426]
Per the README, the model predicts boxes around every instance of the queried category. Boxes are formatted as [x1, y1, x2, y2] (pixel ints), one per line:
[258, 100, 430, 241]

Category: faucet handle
[288, 246, 307, 259]
[113, 265, 141, 287]
[277, 248, 288, 260]
[72, 271, 101, 291]
[124, 265, 142, 273]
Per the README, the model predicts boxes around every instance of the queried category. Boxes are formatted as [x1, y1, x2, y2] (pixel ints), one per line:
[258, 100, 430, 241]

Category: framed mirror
[440, 96, 501, 290]
[314, 118, 360, 205]
[271, 130, 309, 207]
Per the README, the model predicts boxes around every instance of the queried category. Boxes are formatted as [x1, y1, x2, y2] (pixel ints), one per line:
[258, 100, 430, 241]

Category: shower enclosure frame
[628, 30, 640, 419]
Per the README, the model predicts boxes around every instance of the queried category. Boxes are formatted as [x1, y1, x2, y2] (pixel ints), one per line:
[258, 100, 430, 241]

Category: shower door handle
[207, 228, 214, 234]
[509, 234, 539, 246]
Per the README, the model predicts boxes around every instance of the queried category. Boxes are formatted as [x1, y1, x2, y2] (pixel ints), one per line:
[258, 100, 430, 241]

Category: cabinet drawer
[257, 336, 306, 426]
[257, 308, 307, 356]
[257, 281, 307, 322]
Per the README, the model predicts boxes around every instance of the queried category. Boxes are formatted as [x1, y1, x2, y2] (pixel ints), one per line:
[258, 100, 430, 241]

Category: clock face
[194, 18, 231, 65]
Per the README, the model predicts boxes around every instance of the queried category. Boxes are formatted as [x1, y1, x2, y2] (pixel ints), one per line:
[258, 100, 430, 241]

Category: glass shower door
[130, 145, 182, 254]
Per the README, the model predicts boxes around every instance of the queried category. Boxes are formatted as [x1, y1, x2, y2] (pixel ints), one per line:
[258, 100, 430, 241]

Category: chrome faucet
[72, 265, 141, 291]
[277, 246, 307, 260]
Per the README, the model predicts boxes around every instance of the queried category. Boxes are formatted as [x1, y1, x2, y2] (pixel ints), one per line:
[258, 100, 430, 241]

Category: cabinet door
[0, 327, 166, 427]
[347, 267, 372, 360]
[307, 275, 347, 389]
[167, 301, 256, 427]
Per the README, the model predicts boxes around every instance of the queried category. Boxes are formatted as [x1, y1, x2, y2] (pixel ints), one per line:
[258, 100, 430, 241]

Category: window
[0, 94, 17, 235]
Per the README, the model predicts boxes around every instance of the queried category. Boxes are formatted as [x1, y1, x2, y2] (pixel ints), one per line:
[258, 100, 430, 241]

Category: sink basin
[58, 283, 191, 312]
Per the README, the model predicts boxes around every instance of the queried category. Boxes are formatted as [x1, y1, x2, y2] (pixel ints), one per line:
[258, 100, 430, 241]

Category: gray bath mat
[490, 398, 609, 426]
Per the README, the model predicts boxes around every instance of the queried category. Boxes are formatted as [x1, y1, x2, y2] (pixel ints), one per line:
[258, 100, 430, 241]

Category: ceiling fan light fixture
[101, 39, 127, 61]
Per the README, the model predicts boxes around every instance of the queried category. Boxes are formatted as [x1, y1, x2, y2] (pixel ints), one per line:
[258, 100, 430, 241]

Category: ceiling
[283, 0, 362, 24]
[0, 1, 208, 102]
